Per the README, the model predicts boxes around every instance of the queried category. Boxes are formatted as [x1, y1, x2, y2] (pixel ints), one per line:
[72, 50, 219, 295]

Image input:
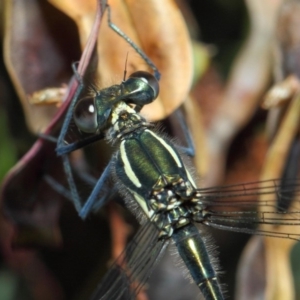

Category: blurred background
[1, 0, 300, 299]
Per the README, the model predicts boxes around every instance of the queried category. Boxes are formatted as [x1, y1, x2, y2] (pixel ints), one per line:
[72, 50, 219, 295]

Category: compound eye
[73, 97, 98, 133]
[129, 71, 159, 99]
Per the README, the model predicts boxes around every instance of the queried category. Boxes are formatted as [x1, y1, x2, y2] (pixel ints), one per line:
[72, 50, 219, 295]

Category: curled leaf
[236, 93, 300, 300]
[262, 75, 300, 109]
[51, 0, 193, 121]
[3, 0, 81, 133]
[204, 0, 285, 186]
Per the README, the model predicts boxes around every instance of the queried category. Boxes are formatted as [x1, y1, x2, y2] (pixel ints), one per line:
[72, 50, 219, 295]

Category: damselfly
[56, 5, 300, 300]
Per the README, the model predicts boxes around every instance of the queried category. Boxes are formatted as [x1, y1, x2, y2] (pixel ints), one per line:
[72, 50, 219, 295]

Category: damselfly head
[122, 71, 159, 105]
[73, 71, 159, 135]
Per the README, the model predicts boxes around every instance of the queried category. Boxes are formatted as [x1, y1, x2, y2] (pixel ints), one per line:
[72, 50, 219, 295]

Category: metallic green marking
[120, 141, 142, 188]
[146, 130, 182, 168]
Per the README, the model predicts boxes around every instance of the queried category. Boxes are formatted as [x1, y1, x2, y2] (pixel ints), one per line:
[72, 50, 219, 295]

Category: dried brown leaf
[49, 0, 98, 47]
[28, 86, 68, 106]
[237, 93, 300, 300]
[262, 75, 300, 109]
[276, 0, 300, 78]
[204, 0, 285, 186]
[53, 0, 193, 121]
[235, 237, 266, 299]
[3, 0, 79, 133]
[261, 94, 300, 299]
[1, 0, 104, 248]
[183, 96, 208, 180]
[267, 1, 300, 139]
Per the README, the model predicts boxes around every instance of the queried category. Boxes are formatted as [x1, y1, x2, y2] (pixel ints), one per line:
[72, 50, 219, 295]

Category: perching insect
[56, 5, 300, 300]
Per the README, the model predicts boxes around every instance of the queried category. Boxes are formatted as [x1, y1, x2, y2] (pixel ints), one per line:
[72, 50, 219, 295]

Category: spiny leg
[55, 62, 106, 213]
[44, 174, 73, 201]
[60, 154, 115, 218]
[106, 4, 161, 81]
[54, 63, 88, 213]
[56, 62, 86, 155]
[61, 154, 82, 213]
[44, 152, 116, 216]
[79, 159, 114, 219]
[172, 108, 195, 157]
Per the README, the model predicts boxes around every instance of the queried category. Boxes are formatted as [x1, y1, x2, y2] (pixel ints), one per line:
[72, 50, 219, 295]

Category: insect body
[56, 7, 300, 300]
[109, 100, 222, 299]
[65, 70, 223, 299]
[57, 67, 300, 299]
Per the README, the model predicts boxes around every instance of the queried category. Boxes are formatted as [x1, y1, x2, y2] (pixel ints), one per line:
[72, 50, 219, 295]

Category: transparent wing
[197, 178, 300, 240]
[91, 220, 168, 300]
